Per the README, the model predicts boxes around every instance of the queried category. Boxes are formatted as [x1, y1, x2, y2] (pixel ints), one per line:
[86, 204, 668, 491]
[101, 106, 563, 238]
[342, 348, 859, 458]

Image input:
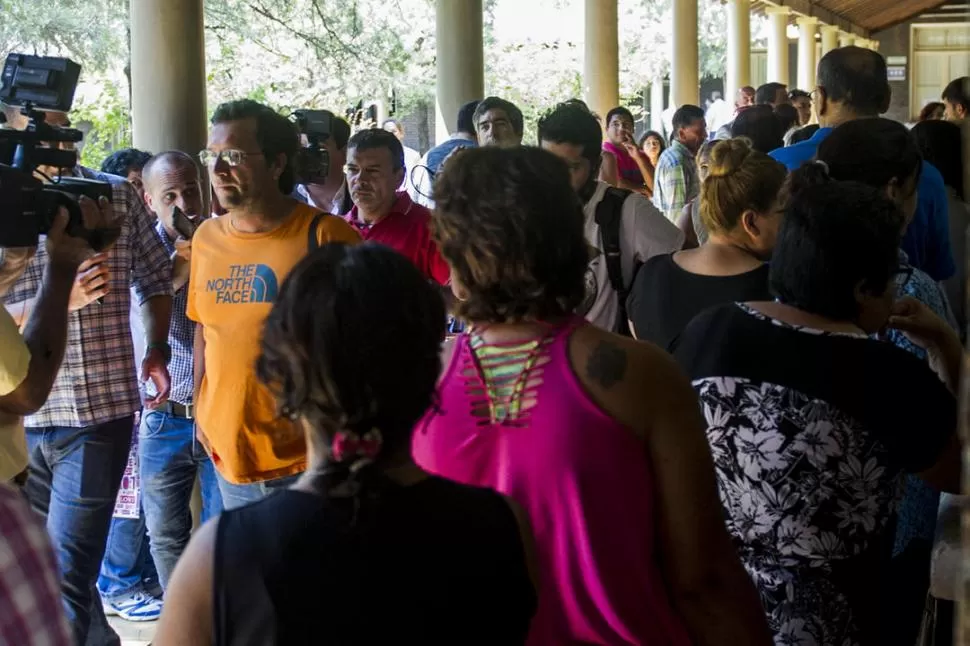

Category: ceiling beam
[758, 0, 869, 37]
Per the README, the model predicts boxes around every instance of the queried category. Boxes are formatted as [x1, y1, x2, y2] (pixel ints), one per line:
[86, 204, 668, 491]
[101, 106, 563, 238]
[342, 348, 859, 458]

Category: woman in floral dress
[672, 172, 962, 645]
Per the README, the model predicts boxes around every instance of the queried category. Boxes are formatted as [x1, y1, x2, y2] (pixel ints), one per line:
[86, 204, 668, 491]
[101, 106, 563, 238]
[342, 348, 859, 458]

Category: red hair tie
[330, 429, 383, 463]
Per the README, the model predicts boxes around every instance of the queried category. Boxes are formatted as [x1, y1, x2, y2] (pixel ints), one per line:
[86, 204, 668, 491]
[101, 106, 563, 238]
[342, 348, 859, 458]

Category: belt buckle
[184, 403, 194, 420]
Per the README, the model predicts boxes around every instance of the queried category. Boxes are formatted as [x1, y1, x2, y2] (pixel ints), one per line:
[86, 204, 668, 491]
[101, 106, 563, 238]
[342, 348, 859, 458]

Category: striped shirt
[3, 168, 173, 428]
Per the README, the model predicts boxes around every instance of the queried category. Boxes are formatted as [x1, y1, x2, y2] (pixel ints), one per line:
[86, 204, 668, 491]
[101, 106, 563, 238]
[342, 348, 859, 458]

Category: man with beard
[189, 100, 359, 510]
[538, 103, 684, 334]
[136, 151, 224, 590]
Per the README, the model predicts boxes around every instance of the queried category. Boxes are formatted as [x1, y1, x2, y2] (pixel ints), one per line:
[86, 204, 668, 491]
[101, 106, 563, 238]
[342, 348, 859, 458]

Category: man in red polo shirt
[344, 129, 450, 285]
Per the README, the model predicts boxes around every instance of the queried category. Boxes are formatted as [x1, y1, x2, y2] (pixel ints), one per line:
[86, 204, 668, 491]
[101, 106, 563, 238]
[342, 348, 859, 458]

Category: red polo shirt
[345, 192, 450, 285]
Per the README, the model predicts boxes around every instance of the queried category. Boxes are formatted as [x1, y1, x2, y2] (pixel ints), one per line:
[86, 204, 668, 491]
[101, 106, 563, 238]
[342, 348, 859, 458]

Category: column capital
[765, 5, 791, 16]
[795, 15, 818, 26]
[820, 24, 840, 34]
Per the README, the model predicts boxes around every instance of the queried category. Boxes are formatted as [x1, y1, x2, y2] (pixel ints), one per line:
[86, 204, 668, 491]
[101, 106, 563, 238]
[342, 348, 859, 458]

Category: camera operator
[292, 110, 354, 215]
[0, 195, 117, 646]
[0, 197, 118, 477]
[3, 107, 175, 646]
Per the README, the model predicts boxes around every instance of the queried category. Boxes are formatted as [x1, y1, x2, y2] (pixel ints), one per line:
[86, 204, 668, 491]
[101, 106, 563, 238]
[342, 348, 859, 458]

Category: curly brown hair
[431, 146, 588, 324]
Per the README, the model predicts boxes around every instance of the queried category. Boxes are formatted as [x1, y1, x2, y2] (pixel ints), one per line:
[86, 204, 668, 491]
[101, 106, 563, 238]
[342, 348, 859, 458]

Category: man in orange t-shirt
[188, 99, 360, 509]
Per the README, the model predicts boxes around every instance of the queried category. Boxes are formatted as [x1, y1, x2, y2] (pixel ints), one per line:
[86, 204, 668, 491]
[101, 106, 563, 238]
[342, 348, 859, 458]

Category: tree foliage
[0, 0, 731, 166]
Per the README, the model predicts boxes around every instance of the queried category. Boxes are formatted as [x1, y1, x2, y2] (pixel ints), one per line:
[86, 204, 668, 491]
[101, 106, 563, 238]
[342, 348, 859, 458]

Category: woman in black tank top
[154, 243, 538, 646]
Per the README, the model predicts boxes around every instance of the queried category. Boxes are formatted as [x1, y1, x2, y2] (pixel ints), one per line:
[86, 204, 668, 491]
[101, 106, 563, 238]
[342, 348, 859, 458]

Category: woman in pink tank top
[413, 147, 772, 646]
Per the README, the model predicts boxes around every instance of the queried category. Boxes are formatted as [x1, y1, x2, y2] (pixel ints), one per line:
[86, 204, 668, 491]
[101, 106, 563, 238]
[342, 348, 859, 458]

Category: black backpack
[594, 187, 638, 336]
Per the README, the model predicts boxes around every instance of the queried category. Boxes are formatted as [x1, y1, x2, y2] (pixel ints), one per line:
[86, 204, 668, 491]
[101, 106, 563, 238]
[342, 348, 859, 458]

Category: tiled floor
[109, 615, 157, 645]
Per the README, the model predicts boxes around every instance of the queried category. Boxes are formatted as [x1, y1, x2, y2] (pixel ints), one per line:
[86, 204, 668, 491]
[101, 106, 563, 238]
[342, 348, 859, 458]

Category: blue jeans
[216, 469, 300, 510]
[97, 419, 160, 602]
[97, 515, 159, 600]
[139, 409, 223, 589]
[25, 415, 134, 646]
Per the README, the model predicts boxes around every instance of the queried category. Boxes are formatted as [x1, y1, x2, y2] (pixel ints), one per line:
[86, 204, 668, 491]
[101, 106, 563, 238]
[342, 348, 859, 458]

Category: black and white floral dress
[673, 303, 955, 646]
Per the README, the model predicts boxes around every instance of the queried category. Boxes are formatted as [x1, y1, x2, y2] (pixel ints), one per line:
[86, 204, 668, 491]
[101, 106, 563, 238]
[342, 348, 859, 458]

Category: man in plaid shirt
[651, 105, 707, 223]
[4, 162, 173, 645]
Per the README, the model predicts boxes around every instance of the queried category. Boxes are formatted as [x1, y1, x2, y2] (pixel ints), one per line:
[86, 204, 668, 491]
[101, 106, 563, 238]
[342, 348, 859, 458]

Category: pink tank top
[412, 319, 692, 645]
[602, 141, 645, 186]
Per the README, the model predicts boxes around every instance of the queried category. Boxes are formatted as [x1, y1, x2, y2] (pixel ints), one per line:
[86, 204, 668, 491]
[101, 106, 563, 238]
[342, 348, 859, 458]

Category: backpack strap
[307, 211, 325, 253]
[594, 187, 634, 335]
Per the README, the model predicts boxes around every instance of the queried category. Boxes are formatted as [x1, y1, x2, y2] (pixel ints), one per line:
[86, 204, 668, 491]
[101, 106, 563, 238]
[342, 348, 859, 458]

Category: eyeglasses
[197, 149, 264, 167]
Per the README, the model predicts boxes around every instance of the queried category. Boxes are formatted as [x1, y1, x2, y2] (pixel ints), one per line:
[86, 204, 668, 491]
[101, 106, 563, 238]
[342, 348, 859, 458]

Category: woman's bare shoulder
[569, 323, 694, 433]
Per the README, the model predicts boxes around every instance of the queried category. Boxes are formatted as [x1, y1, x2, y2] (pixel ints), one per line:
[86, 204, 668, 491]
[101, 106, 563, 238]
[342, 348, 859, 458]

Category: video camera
[291, 109, 333, 185]
[0, 54, 115, 249]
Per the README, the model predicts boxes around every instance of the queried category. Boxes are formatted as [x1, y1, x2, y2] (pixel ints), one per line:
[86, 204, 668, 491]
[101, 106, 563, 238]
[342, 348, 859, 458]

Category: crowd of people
[0, 45, 967, 646]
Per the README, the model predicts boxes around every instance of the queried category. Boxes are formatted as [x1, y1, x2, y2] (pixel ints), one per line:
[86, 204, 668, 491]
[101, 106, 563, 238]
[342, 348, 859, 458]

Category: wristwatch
[146, 341, 172, 363]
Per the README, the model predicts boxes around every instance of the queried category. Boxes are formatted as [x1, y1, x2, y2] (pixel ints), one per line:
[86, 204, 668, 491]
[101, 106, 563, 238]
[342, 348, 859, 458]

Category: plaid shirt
[4, 168, 173, 428]
[0, 484, 72, 645]
[147, 221, 194, 405]
[652, 140, 700, 223]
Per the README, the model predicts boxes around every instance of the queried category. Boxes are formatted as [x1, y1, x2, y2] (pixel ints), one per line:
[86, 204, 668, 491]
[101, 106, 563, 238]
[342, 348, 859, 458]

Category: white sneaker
[102, 592, 163, 622]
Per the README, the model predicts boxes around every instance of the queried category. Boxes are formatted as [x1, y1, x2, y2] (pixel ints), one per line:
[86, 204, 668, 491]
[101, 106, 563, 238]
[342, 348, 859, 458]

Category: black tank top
[213, 476, 536, 645]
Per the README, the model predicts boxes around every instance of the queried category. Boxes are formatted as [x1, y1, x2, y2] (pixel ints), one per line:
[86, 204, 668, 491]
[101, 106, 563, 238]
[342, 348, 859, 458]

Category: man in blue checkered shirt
[136, 151, 223, 592]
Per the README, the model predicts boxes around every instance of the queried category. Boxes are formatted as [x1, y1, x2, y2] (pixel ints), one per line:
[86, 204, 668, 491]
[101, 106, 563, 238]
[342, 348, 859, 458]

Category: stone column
[726, 0, 751, 104]
[797, 17, 818, 91]
[583, 0, 619, 123]
[435, 0, 484, 145]
[650, 78, 665, 133]
[820, 24, 840, 57]
[671, 0, 700, 107]
[839, 31, 854, 48]
[129, 0, 207, 155]
[766, 6, 791, 85]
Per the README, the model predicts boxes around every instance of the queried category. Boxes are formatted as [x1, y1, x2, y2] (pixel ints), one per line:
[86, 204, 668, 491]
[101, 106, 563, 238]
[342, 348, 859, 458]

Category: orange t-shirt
[187, 203, 360, 483]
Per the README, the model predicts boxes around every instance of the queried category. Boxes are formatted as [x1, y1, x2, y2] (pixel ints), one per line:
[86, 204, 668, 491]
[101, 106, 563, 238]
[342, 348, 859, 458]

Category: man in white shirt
[538, 103, 684, 333]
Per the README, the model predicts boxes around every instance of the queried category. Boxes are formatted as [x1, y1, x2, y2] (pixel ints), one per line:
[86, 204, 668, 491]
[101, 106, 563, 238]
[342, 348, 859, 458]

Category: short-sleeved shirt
[770, 127, 955, 281]
[673, 303, 955, 644]
[579, 182, 685, 331]
[0, 309, 29, 480]
[344, 192, 450, 285]
[627, 254, 770, 350]
[652, 140, 699, 223]
[187, 204, 360, 483]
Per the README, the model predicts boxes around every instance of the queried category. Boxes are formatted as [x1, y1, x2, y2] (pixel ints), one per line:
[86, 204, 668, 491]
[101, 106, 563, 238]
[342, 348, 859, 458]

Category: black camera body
[291, 109, 333, 185]
[0, 53, 115, 249]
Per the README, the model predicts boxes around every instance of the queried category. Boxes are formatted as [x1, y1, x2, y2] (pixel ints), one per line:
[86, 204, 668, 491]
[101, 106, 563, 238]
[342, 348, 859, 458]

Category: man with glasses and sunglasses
[188, 99, 359, 510]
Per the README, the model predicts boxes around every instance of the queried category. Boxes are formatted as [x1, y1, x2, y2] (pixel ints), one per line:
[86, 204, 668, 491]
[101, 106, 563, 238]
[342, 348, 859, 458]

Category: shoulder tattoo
[586, 341, 627, 389]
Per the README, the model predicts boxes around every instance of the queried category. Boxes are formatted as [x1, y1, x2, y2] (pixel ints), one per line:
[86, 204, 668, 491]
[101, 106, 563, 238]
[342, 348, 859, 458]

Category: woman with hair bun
[154, 243, 538, 646]
[628, 138, 786, 349]
[807, 116, 959, 645]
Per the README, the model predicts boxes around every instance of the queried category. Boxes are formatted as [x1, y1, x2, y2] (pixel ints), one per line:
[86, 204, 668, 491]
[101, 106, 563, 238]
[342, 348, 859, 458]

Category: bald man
[770, 46, 954, 282]
[137, 151, 222, 591]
